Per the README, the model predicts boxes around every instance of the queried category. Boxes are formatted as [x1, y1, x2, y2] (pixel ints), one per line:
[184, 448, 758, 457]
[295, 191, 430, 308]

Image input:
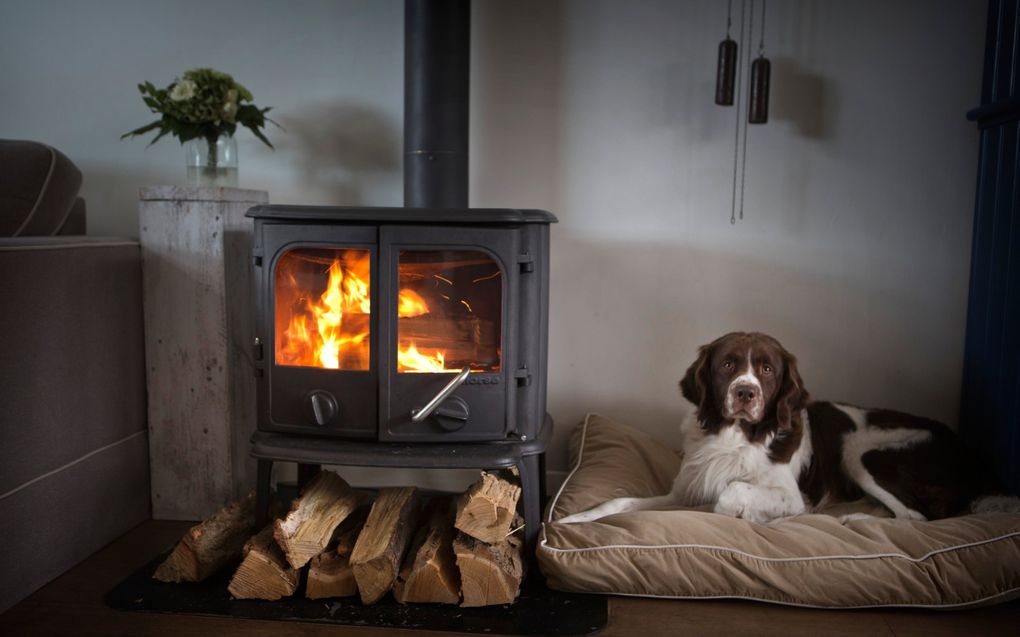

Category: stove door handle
[410, 367, 472, 423]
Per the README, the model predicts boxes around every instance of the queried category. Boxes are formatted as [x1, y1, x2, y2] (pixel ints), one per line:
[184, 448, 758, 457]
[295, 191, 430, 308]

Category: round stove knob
[307, 390, 339, 426]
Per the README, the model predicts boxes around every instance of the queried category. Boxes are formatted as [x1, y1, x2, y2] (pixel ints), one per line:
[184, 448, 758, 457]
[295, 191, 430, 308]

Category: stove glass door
[274, 247, 372, 371]
[396, 249, 502, 374]
[380, 225, 518, 441]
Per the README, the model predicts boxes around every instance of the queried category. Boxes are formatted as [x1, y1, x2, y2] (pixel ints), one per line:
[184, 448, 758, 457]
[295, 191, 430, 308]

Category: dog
[558, 331, 1018, 525]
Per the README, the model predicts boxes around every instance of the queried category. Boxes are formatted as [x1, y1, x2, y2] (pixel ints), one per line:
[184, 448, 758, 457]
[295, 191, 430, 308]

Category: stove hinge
[516, 253, 534, 273]
[514, 365, 531, 387]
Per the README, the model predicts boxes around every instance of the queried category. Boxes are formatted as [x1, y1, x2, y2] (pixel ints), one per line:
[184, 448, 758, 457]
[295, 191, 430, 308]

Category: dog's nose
[735, 384, 757, 403]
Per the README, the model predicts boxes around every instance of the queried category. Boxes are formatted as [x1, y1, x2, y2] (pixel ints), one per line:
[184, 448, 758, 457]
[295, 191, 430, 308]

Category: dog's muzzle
[726, 379, 764, 422]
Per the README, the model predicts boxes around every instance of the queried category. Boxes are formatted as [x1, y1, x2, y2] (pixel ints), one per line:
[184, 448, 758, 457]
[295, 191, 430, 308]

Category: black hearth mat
[105, 550, 607, 635]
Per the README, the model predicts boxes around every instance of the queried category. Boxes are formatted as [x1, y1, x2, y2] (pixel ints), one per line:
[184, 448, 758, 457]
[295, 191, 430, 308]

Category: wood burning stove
[248, 205, 555, 443]
[246, 207, 556, 554]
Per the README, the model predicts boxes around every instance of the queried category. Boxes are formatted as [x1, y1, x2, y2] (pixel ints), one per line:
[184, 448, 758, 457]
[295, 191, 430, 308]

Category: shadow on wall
[546, 235, 964, 462]
[276, 102, 400, 205]
[770, 56, 836, 140]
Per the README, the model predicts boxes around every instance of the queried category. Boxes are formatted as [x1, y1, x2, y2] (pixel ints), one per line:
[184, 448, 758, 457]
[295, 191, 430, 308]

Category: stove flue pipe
[404, 0, 470, 208]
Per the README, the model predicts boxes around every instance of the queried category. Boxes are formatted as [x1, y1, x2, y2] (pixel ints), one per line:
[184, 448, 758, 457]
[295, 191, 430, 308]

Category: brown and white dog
[559, 331, 1018, 525]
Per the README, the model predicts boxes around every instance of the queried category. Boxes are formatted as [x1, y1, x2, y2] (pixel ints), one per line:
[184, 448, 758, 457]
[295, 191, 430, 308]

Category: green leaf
[146, 128, 171, 147]
[121, 120, 163, 139]
[245, 122, 274, 149]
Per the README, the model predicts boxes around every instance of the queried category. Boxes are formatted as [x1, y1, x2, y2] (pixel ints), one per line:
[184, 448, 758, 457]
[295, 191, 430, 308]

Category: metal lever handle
[411, 367, 471, 423]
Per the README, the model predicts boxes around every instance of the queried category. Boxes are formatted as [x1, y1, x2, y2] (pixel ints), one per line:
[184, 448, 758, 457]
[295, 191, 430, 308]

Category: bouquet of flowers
[122, 68, 276, 164]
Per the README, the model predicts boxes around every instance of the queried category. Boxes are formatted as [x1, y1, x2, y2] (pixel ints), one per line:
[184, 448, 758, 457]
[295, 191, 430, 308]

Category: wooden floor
[2, 520, 1018, 637]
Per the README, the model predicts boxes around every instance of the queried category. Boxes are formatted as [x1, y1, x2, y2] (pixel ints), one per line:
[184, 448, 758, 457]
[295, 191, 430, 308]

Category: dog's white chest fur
[674, 412, 811, 520]
[675, 413, 771, 505]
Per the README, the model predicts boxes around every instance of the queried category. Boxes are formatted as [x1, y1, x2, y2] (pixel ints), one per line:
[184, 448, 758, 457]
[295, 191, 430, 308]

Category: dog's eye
[722, 360, 734, 370]
[762, 364, 773, 375]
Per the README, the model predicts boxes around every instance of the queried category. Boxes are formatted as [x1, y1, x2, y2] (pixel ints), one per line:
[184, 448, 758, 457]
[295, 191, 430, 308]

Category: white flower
[221, 101, 238, 123]
[169, 80, 197, 101]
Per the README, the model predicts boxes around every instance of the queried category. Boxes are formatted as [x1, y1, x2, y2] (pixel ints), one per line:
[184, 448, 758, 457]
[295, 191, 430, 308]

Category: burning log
[454, 468, 522, 544]
[454, 514, 525, 607]
[394, 496, 461, 604]
[398, 315, 498, 370]
[349, 487, 419, 604]
[306, 506, 370, 600]
[227, 525, 300, 600]
[153, 492, 256, 583]
[274, 470, 367, 569]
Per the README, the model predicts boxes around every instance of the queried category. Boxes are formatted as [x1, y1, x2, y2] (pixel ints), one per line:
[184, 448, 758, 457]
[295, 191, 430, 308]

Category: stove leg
[518, 453, 543, 557]
[256, 459, 272, 528]
[539, 451, 548, 507]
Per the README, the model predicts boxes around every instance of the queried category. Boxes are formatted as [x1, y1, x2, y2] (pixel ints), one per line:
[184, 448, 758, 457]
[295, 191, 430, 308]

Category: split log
[153, 492, 255, 582]
[394, 496, 461, 604]
[454, 514, 525, 607]
[349, 487, 419, 604]
[306, 506, 370, 600]
[399, 315, 498, 368]
[227, 525, 300, 600]
[454, 468, 522, 544]
[274, 470, 366, 569]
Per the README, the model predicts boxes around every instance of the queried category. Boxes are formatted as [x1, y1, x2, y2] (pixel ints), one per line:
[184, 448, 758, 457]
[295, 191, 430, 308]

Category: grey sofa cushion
[0, 140, 83, 237]
[0, 237, 150, 612]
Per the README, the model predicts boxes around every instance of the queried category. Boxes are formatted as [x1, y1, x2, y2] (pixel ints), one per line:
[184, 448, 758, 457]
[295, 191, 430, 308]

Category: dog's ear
[680, 343, 718, 424]
[775, 347, 809, 432]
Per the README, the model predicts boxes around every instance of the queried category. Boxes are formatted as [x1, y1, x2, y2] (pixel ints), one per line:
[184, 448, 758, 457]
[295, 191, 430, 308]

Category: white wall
[1, 1, 986, 484]
[471, 0, 986, 479]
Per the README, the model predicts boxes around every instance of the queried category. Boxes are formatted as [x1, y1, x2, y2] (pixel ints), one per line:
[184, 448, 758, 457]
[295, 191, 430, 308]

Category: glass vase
[185, 134, 238, 187]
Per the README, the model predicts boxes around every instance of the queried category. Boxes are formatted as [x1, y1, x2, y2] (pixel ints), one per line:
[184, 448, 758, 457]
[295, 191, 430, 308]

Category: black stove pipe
[404, 0, 470, 208]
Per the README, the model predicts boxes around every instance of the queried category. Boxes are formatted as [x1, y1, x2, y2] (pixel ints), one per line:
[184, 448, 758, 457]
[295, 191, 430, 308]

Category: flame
[313, 258, 370, 368]
[398, 289, 429, 318]
[397, 342, 449, 374]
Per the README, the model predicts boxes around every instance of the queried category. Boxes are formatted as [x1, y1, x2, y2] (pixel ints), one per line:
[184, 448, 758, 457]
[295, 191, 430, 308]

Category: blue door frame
[962, 0, 1020, 494]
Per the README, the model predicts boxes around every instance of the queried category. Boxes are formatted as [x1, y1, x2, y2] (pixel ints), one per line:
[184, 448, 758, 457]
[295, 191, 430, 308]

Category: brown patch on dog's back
[799, 402, 863, 507]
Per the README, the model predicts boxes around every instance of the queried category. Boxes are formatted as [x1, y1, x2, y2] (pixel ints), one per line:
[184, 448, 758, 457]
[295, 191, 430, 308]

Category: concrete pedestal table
[139, 186, 267, 520]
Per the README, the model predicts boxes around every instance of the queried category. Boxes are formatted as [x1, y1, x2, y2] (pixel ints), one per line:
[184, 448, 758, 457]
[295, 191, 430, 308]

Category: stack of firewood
[152, 468, 525, 607]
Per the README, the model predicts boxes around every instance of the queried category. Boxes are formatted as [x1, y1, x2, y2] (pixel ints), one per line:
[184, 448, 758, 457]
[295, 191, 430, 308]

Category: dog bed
[538, 413, 1020, 608]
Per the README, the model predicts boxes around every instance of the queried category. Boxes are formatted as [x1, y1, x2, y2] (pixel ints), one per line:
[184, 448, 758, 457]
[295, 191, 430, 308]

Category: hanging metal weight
[715, 38, 738, 106]
[748, 56, 770, 123]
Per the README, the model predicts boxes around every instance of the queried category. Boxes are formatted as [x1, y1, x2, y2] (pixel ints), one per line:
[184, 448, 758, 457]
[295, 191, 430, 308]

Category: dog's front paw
[714, 481, 755, 520]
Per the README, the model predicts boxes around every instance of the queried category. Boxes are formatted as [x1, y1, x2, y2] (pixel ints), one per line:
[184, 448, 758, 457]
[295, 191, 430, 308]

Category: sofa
[0, 139, 150, 612]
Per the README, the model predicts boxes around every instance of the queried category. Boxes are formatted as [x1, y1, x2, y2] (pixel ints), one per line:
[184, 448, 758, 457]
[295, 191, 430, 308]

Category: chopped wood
[394, 496, 461, 604]
[274, 470, 366, 569]
[454, 468, 522, 544]
[349, 487, 419, 604]
[153, 492, 256, 583]
[227, 524, 300, 600]
[306, 506, 370, 600]
[454, 514, 525, 607]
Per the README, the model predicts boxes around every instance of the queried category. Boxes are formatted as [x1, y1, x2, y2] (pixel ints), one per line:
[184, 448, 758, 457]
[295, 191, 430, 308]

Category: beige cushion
[538, 413, 1020, 608]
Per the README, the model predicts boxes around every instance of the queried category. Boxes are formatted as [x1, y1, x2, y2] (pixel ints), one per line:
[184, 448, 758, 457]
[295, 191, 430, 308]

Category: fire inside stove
[274, 247, 501, 374]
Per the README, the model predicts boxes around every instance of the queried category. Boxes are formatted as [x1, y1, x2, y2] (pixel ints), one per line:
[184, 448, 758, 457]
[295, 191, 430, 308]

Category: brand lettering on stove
[464, 376, 500, 386]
